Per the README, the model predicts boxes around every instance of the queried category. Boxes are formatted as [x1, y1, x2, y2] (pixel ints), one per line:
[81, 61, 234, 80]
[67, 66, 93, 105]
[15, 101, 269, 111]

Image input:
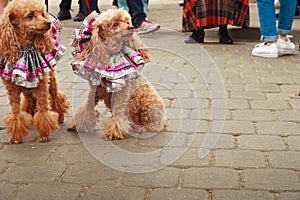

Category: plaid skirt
[182, 0, 249, 31]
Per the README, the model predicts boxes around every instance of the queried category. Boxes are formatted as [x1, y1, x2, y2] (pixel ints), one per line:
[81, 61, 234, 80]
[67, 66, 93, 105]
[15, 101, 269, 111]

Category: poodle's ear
[34, 31, 54, 55]
[128, 33, 151, 63]
[82, 24, 105, 56]
[0, 12, 20, 64]
[81, 25, 110, 66]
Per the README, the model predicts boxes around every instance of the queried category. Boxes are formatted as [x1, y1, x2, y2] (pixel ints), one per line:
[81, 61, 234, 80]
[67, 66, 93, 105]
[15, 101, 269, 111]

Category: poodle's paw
[38, 135, 51, 143]
[58, 117, 64, 124]
[103, 127, 128, 140]
[103, 117, 129, 140]
[9, 138, 22, 144]
[67, 124, 77, 132]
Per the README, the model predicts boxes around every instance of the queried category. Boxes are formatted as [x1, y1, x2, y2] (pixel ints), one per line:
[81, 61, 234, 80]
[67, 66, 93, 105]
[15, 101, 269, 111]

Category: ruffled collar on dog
[70, 11, 145, 93]
[0, 13, 65, 88]
[72, 45, 144, 93]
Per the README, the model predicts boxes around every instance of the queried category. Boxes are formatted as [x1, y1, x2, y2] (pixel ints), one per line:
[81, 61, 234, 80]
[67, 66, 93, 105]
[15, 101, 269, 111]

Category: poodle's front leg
[103, 91, 131, 140]
[2, 80, 32, 144]
[32, 75, 59, 142]
[68, 83, 100, 132]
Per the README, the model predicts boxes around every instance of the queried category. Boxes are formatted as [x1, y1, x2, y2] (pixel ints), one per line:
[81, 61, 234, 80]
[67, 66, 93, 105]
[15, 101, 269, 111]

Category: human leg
[126, 0, 146, 28]
[57, 0, 72, 20]
[256, 0, 277, 43]
[218, 24, 233, 44]
[81, 0, 100, 16]
[278, 0, 297, 36]
[74, 0, 85, 21]
[252, 0, 278, 58]
[124, 0, 159, 34]
[184, 29, 205, 43]
[277, 0, 297, 54]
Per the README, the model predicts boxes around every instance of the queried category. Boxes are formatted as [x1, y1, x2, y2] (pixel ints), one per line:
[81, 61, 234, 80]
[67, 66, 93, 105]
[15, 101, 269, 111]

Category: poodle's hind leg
[130, 85, 165, 133]
[49, 68, 70, 123]
[2, 81, 32, 144]
[68, 83, 103, 132]
[32, 75, 59, 142]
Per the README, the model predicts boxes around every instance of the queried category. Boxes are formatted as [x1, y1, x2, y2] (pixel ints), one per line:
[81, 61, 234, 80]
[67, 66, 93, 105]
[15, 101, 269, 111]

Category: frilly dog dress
[0, 13, 65, 88]
[71, 11, 145, 93]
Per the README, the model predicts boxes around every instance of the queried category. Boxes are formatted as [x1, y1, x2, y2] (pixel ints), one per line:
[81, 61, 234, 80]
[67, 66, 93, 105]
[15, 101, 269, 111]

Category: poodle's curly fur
[0, 0, 70, 144]
[68, 9, 165, 140]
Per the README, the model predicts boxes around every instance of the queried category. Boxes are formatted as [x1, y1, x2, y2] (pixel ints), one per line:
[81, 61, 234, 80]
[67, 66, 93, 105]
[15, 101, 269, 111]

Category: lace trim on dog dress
[70, 11, 145, 93]
[0, 13, 65, 88]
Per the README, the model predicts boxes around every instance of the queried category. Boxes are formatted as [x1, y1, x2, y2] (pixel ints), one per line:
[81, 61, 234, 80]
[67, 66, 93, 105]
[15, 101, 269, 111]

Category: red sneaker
[135, 19, 160, 34]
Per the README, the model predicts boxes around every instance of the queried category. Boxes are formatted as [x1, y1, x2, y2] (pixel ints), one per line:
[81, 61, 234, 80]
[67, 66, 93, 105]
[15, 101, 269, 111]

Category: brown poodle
[0, 0, 70, 144]
[68, 9, 165, 140]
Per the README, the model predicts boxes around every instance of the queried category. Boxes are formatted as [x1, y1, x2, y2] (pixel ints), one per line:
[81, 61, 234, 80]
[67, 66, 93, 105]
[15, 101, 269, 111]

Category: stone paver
[238, 135, 286, 150]
[82, 186, 146, 200]
[214, 149, 266, 169]
[14, 183, 81, 200]
[256, 122, 300, 136]
[0, 0, 299, 199]
[244, 169, 300, 191]
[183, 168, 240, 189]
[213, 190, 275, 200]
[148, 188, 209, 200]
[287, 136, 300, 151]
[269, 151, 300, 170]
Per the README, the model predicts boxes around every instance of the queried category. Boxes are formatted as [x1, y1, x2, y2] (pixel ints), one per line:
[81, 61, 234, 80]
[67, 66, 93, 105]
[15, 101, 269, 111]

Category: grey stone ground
[0, 0, 300, 199]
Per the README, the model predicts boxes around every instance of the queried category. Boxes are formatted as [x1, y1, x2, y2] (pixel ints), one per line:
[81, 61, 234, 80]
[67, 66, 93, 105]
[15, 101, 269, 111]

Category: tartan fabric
[182, 0, 249, 31]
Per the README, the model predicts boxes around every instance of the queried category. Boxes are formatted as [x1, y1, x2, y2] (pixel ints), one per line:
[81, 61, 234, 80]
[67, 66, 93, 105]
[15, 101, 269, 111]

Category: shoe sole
[252, 52, 278, 58]
[136, 26, 160, 34]
[278, 49, 295, 55]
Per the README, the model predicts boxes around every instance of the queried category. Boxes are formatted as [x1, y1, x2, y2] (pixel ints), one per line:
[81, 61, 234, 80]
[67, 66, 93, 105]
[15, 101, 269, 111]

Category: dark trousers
[81, 0, 100, 16]
[59, 0, 72, 10]
[113, 0, 147, 27]
[59, 0, 100, 15]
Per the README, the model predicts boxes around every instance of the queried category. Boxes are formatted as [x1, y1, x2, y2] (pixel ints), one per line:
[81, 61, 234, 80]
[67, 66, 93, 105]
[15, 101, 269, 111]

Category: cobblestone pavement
[0, 1, 300, 199]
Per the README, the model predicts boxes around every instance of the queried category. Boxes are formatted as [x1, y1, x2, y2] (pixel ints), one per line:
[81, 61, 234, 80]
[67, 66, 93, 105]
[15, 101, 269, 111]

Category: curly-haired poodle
[0, 0, 70, 144]
[68, 8, 165, 140]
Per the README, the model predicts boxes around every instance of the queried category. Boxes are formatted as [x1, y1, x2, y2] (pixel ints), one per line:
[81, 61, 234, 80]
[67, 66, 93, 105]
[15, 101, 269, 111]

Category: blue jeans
[257, 0, 297, 42]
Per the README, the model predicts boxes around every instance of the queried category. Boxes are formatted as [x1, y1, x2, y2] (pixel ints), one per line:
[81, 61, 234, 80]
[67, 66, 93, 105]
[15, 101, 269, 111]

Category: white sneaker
[252, 42, 278, 58]
[277, 36, 295, 55]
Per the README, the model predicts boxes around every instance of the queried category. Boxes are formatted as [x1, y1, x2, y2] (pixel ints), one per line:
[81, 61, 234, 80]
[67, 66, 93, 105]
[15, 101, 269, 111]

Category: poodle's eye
[113, 22, 119, 27]
[27, 13, 34, 18]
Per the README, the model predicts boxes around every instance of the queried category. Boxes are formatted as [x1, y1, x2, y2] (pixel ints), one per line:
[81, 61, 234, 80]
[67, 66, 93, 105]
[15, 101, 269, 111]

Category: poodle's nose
[128, 26, 134, 30]
[45, 22, 51, 28]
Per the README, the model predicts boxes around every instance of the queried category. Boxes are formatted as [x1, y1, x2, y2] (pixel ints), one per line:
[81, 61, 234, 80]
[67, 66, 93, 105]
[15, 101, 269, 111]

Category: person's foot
[73, 12, 86, 22]
[57, 9, 71, 21]
[277, 36, 295, 55]
[218, 28, 233, 44]
[184, 30, 205, 43]
[135, 20, 160, 34]
[252, 42, 278, 58]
